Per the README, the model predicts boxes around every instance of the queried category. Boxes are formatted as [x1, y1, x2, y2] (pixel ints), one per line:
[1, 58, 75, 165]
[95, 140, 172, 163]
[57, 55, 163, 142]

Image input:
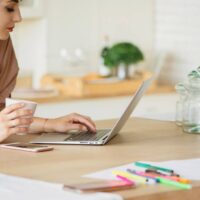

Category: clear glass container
[175, 83, 187, 126]
[182, 80, 200, 133]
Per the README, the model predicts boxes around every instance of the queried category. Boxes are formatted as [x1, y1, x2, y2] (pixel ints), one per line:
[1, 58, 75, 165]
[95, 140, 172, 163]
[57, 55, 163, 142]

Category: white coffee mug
[5, 98, 37, 135]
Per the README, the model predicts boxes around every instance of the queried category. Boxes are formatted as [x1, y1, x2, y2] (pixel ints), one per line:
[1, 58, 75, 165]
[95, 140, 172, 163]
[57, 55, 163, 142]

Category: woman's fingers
[66, 123, 88, 132]
[8, 118, 33, 128]
[1, 103, 24, 115]
[82, 115, 96, 128]
[0, 104, 34, 142]
[70, 113, 96, 132]
[9, 127, 29, 136]
[6, 109, 33, 120]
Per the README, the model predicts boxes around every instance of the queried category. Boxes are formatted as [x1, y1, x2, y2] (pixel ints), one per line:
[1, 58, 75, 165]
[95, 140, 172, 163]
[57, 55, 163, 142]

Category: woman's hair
[0, 0, 22, 3]
[11, 0, 21, 2]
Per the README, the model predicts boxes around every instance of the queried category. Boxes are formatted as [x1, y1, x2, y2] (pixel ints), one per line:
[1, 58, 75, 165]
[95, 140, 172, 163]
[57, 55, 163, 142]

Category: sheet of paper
[84, 158, 200, 181]
[0, 174, 122, 200]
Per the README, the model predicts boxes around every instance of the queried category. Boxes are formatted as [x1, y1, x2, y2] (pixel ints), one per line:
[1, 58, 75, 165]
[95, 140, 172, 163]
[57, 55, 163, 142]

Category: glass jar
[175, 83, 187, 126]
[182, 82, 200, 133]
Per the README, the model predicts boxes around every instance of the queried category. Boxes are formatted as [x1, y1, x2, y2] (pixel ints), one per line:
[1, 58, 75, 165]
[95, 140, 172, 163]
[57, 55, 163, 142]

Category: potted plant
[101, 42, 144, 79]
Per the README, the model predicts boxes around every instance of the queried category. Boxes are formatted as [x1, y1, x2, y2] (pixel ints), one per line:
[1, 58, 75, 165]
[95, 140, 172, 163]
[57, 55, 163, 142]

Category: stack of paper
[0, 174, 122, 200]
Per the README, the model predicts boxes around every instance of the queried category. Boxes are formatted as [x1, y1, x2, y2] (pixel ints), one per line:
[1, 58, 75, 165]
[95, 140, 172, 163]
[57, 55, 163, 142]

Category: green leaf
[101, 42, 144, 68]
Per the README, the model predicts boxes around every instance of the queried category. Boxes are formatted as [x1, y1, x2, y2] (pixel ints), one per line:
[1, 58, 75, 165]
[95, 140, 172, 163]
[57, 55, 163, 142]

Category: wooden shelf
[13, 72, 175, 103]
[40, 71, 155, 97]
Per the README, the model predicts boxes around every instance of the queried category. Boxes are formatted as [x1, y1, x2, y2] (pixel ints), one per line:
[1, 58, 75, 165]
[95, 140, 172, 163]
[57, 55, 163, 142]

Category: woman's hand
[0, 103, 33, 143]
[44, 113, 96, 133]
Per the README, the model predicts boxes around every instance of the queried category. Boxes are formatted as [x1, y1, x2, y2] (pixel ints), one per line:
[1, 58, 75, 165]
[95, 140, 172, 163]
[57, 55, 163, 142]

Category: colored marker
[112, 170, 147, 183]
[164, 176, 190, 184]
[145, 169, 180, 177]
[135, 162, 174, 173]
[145, 169, 189, 184]
[127, 169, 158, 184]
[128, 169, 158, 180]
[156, 177, 192, 190]
[116, 175, 135, 185]
[129, 169, 190, 184]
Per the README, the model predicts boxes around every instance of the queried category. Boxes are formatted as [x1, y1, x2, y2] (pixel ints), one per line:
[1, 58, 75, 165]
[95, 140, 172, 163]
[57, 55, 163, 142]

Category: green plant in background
[101, 42, 144, 68]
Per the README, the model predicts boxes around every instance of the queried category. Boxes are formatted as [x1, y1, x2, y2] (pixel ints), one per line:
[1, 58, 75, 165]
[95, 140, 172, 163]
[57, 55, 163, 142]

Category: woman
[0, 0, 96, 143]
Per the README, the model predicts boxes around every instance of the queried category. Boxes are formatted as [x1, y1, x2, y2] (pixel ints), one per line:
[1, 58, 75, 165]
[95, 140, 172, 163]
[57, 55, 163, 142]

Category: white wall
[12, 0, 200, 87]
[46, 0, 155, 73]
[12, 0, 155, 82]
[155, 0, 200, 85]
[12, 19, 47, 77]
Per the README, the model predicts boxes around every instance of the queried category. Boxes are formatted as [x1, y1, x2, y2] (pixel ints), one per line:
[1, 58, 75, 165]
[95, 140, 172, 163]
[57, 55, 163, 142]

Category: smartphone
[63, 180, 134, 193]
[0, 143, 54, 152]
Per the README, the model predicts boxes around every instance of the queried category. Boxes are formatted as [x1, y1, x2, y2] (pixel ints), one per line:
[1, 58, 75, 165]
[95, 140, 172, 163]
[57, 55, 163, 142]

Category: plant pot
[117, 64, 130, 80]
[110, 67, 118, 77]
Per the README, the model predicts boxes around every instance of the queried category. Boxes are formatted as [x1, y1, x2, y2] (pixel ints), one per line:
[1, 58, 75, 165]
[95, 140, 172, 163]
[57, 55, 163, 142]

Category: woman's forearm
[28, 114, 96, 135]
[29, 117, 48, 134]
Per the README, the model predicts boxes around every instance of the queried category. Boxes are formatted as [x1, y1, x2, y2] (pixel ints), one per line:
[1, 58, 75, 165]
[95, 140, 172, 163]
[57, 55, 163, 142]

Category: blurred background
[10, 0, 200, 121]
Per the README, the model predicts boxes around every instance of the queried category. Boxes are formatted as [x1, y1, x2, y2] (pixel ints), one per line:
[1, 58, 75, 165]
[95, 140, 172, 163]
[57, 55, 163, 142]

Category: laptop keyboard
[65, 129, 110, 142]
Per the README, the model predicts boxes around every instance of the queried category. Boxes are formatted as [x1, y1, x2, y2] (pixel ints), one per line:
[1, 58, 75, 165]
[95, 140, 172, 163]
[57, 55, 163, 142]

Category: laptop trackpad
[36, 133, 72, 142]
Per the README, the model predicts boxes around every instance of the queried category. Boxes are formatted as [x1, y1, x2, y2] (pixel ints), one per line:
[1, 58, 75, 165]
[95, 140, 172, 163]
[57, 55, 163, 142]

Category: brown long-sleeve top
[0, 37, 19, 111]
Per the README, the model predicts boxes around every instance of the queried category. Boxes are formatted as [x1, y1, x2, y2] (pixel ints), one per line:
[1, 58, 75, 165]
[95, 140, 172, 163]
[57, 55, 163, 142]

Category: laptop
[31, 77, 153, 145]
